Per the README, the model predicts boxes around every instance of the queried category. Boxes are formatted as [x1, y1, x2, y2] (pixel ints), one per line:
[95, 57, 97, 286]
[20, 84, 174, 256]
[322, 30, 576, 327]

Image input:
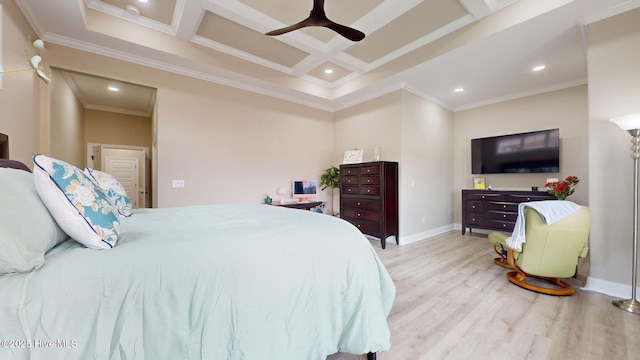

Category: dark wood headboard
[0, 159, 31, 172]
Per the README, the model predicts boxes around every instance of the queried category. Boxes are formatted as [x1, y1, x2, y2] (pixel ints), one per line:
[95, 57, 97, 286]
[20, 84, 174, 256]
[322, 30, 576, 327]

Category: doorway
[50, 67, 157, 207]
[88, 144, 150, 208]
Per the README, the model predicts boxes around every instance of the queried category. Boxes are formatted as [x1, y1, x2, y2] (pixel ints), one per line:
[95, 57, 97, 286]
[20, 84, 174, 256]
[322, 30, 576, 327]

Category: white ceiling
[14, 0, 640, 114]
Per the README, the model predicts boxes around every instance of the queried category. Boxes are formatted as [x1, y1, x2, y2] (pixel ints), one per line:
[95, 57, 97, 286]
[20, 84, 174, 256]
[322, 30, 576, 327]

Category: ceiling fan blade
[326, 21, 365, 42]
[265, 0, 365, 42]
[265, 18, 313, 36]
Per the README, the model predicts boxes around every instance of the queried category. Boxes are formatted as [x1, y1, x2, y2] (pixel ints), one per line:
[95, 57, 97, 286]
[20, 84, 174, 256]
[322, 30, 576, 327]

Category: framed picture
[343, 149, 363, 164]
[473, 177, 486, 190]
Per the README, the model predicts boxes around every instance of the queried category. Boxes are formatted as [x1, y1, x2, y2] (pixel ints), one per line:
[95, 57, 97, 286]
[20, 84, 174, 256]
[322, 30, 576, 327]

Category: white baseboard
[398, 224, 455, 245]
[582, 277, 640, 299]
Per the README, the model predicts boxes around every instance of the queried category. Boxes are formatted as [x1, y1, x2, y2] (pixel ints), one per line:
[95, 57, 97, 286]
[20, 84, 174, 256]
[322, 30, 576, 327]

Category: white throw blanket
[505, 200, 581, 250]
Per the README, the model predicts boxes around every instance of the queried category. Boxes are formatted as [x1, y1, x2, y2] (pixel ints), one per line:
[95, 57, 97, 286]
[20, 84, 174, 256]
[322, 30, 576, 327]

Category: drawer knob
[527, 197, 531, 201]
[357, 202, 361, 206]
[348, 189, 351, 192]
[503, 214, 507, 218]
[482, 195, 485, 199]
[503, 205, 507, 209]
[472, 218, 476, 222]
[367, 189, 371, 193]
[357, 213, 361, 217]
[367, 179, 371, 183]
[472, 205, 476, 209]
[503, 224, 507, 227]
[367, 169, 371, 173]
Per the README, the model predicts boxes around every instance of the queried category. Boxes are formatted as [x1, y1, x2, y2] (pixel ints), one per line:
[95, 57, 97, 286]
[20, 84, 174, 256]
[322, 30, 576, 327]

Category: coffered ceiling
[14, 0, 640, 113]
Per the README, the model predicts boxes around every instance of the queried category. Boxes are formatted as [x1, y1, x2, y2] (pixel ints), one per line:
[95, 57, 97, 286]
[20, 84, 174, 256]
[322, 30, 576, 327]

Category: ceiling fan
[265, 0, 365, 42]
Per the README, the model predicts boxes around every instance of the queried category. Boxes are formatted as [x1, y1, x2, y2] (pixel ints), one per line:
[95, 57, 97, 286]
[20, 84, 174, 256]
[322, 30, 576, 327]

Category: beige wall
[49, 69, 84, 167]
[587, 8, 640, 294]
[334, 90, 455, 244]
[453, 85, 589, 224]
[0, 0, 41, 167]
[155, 82, 333, 207]
[84, 109, 152, 151]
[12, 40, 334, 208]
[334, 91, 402, 164]
[400, 91, 454, 242]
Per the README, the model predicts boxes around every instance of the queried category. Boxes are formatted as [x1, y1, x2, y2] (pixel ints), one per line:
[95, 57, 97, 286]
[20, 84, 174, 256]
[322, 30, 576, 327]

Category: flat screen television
[471, 129, 560, 174]
[292, 179, 318, 202]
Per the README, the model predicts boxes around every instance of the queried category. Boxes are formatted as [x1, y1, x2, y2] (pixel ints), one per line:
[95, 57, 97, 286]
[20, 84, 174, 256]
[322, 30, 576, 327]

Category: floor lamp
[610, 113, 640, 315]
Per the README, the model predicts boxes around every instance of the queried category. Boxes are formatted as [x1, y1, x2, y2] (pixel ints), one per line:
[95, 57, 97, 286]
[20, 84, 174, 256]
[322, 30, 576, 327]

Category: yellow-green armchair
[488, 206, 590, 296]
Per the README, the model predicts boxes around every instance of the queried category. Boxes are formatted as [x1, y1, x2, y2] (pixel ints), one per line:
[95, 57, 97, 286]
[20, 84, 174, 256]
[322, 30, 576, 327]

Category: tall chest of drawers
[461, 189, 556, 235]
[340, 161, 399, 249]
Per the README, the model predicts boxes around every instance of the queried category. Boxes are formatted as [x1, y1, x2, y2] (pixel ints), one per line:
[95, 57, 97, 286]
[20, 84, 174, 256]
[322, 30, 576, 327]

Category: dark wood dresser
[340, 161, 398, 249]
[462, 189, 555, 235]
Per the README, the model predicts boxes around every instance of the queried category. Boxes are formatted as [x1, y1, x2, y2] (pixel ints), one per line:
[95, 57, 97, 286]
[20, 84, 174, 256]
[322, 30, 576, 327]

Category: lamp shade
[610, 114, 640, 131]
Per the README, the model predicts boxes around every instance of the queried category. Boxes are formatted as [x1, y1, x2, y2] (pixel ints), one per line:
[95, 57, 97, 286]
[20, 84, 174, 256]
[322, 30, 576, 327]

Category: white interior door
[104, 156, 139, 209]
[91, 145, 148, 208]
[92, 146, 102, 170]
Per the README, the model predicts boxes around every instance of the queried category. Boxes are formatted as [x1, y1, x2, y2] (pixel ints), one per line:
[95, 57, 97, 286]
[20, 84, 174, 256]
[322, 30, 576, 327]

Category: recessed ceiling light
[125, 5, 140, 15]
[532, 65, 546, 72]
[138, 0, 149, 3]
[324, 69, 334, 75]
[454, 87, 464, 93]
[108, 86, 120, 92]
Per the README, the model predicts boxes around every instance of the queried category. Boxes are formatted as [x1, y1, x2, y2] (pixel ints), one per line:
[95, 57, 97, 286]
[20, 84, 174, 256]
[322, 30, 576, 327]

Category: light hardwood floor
[328, 231, 640, 360]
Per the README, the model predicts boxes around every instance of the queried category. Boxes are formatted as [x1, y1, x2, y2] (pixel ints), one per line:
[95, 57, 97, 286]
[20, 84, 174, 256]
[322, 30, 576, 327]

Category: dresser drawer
[342, 175, 359, 186]
[342, 208, 381, 222]
[342, 185, 360, 194]
[347, 219, 381, 235]
[359, 176, 380, 185]
[342, 167, 359, 176]
[505, 194, 553, 203]
[485, 210, 518, 221]
[359, 165, 380, 176]
[486, 219, 515, 231]
[465, 213, 484, 226]
[342, 198, 381, 211]
[359, 186, 380, 196]
[465, 200, 483, 212]
[486, 201, 517, 212]
[465, 193, 502, 201]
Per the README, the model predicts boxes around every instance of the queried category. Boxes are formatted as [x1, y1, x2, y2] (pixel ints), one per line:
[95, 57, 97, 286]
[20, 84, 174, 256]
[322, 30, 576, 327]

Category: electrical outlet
[172, 180, 185, 188]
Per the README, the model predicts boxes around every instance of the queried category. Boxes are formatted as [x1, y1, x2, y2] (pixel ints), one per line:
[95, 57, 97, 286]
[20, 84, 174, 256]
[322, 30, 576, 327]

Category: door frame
[87, 143, 148, 169]
[87, 143, 150, 208]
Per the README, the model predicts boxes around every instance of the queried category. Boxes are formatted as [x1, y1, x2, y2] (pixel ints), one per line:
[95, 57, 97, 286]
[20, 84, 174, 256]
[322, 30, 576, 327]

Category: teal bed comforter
[0, 204, 395, 359]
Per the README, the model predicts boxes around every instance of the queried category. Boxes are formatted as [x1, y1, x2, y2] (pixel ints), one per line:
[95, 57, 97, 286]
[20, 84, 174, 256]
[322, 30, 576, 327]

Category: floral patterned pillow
[32, 154, 120, 249]
[85, 168, 133, 217]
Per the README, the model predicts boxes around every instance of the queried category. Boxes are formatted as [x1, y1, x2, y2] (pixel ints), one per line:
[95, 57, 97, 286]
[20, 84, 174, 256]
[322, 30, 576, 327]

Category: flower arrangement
[545, 176, 580, 200]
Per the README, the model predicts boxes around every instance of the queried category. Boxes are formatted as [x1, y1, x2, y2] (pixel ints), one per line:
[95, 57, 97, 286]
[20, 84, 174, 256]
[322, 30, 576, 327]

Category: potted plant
[320, 166, 340, 216]
[545, 176, 580, 200]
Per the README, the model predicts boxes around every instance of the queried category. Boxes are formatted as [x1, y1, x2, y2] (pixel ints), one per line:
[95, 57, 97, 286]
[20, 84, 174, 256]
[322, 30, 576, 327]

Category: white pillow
[0, 167, 68, 273]
[85, 168, 133, 217]
[32, 154, 120, 249]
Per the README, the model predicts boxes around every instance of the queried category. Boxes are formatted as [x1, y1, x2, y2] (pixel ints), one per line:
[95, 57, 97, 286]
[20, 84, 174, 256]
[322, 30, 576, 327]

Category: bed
[0, 158, 395, 360]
